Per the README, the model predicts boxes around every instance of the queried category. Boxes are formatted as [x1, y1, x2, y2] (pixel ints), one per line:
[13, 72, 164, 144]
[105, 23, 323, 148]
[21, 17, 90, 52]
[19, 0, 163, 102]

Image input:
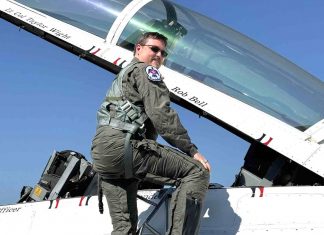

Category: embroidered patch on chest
[145, 66, 161, 82]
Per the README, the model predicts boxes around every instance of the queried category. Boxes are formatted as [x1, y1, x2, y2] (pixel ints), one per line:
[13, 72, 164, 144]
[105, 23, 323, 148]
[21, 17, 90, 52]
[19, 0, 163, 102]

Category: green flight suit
[91, 58, 210, 235]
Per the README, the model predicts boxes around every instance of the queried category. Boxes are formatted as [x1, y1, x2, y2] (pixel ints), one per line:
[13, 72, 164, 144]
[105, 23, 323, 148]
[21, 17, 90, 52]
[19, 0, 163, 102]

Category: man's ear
[135, 44, 141, 54]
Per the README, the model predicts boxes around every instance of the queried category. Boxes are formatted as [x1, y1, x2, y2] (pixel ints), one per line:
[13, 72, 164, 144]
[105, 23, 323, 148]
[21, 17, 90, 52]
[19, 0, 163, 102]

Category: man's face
[135, 38, 167, 68]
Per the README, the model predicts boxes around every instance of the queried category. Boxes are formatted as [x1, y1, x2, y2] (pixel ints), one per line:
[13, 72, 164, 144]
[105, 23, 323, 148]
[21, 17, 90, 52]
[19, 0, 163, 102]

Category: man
[91, 32, 210, 235]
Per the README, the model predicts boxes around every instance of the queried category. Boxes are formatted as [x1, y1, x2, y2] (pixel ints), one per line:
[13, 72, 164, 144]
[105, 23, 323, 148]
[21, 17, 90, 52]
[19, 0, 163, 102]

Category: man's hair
[134, 32, 168, 55]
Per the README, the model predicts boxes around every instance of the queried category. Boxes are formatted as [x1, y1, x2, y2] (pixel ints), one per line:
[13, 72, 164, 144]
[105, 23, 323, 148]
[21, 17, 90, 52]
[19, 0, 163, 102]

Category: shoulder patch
[145, 66, 161, 82]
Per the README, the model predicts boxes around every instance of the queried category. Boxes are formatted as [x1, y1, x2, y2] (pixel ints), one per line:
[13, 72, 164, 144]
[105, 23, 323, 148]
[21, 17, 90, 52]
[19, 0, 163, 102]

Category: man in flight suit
[91, 32, 211, 235]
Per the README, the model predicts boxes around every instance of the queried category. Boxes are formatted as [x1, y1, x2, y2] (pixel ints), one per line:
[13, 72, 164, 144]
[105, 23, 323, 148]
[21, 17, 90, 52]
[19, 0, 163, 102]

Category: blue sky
[1, 1, 323, 205]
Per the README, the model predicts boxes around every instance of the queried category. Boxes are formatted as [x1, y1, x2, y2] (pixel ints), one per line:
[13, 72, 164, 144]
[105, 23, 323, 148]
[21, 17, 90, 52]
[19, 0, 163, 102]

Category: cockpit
[17, 0, 324, 131]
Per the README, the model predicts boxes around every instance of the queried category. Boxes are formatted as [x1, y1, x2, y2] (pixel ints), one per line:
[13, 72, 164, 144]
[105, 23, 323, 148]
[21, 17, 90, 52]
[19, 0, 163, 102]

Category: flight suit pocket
[134, 139, 160, 156]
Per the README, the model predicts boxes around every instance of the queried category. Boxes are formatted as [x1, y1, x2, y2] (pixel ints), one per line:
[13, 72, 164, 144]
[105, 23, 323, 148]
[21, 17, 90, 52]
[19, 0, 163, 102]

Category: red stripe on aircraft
[256, 133, 273, 146]
[113, 57, 121, 65]
[79, 196, 85, 206]
[91, 48, 101, 55]
[251, 187, 265, 197]
[263, 137, 273, 146]
[55, 198, 60, 208]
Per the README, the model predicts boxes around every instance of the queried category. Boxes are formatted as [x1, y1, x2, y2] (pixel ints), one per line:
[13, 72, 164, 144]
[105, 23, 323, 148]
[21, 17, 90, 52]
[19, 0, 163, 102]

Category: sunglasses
[142, 45, 168, 57]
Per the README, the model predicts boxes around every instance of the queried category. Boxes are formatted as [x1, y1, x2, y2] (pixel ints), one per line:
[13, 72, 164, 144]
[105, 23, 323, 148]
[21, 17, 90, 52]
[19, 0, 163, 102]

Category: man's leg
[101, 178, 139, 235]
[133, 143, 210, 235]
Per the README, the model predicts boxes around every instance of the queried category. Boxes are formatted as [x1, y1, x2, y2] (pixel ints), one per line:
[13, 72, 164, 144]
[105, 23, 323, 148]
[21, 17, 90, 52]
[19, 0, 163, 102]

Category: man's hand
[193, 152, 211, 172]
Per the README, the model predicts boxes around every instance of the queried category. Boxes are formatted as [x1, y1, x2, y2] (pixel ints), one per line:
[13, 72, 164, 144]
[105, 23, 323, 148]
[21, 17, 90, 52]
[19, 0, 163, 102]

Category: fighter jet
[1, 0, 324, 234]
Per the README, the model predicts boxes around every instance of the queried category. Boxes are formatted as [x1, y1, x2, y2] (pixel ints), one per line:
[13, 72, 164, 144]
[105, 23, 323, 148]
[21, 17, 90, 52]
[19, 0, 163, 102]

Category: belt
[99, 118, 141, 134]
